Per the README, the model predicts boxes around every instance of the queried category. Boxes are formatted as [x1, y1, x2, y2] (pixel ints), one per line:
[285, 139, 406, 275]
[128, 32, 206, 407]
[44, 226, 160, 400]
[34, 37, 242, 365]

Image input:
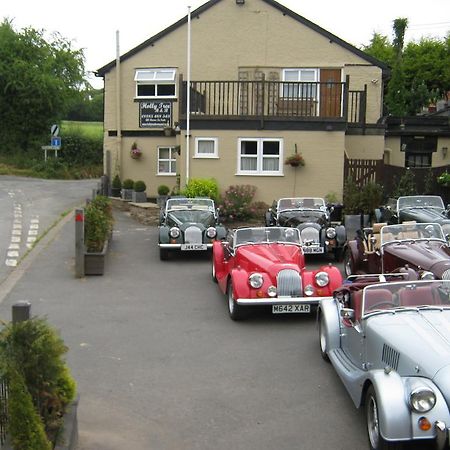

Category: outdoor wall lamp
[174, 124, 181, 134]
[442, 146, 448, 158]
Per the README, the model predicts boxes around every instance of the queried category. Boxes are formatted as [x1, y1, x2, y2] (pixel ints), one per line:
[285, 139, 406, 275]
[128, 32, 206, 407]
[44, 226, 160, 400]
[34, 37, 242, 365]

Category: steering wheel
[367, 301, 393, 310]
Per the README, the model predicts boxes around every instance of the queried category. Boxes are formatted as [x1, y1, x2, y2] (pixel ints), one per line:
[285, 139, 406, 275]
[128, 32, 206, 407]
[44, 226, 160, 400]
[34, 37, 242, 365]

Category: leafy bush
[360, 182, 384, 215]
[122, 178, 134, 189]
[217, 185, 257, 220]
[182, 178, 219, 201]
[391, 170, 416, 197]
[133, 180, 146, 192]
[157, 184, 170, 196]
[112, 174, 122, 189]
[437, 171, 450, 187]
[0, 317, 76, 446]
[84, 197, 112, 252]
[343, 177, 363, 214]
[59, 131, 103, 166]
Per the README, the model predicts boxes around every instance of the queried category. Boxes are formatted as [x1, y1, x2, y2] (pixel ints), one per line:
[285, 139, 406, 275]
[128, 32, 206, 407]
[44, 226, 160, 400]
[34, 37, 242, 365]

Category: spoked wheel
[319, 314, 330, 362]
[227, 280, 246, 321]
[366, 386, 401, 450]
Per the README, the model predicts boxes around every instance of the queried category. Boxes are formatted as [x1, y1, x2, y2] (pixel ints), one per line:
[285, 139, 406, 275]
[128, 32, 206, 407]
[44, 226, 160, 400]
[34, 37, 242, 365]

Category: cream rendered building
[96, 0, 389, 202]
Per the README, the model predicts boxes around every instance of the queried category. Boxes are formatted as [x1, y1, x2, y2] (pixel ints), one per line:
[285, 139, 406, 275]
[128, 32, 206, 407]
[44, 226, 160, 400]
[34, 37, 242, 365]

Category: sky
[2, 0, 449, 89]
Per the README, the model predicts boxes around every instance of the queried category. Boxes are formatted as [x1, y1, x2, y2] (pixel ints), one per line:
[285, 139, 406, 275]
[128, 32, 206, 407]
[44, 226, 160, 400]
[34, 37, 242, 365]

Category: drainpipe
[185, 6, 191, 185]
[115, 30, 122, 176]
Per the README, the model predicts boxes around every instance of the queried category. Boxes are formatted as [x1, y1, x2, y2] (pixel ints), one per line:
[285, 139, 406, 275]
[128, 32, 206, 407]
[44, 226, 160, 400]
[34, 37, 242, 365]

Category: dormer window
[135, 68, 177, 98]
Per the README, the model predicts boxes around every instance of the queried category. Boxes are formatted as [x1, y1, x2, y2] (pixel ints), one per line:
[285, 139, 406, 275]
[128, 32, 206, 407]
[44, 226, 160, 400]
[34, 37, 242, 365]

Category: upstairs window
[135, 68, 177, 99]
[282, 69, 318, 99]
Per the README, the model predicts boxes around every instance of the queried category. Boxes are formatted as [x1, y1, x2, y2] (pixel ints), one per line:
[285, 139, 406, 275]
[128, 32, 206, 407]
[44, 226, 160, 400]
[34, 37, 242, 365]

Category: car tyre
[159, 248, 169, 261]
[343, 248, 355, 277]
[366, 385, 402, 450]
[334, 247, 343, 262]
[227, 280, 246, 321]
[319, 313, 330, 362]
[212, 260, 218, 283]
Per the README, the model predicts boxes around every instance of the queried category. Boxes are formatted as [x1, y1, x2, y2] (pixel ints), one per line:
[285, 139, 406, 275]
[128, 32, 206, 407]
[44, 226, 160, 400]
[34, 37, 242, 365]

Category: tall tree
[0, 20, 87, 152]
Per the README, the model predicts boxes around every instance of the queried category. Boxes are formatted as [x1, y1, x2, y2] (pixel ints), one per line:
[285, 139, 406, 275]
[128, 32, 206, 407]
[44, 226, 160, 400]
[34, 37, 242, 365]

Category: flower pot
[289, 161, 300, 167]
[132, 191, 147, 203]
[111, 187, 121, 197]
[84, 240, 108, 276]
[121, 188, 133, 201]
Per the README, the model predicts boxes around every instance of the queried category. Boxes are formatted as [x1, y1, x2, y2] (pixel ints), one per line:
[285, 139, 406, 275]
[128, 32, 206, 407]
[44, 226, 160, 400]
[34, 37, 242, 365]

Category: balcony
[179, 76, 367, 130]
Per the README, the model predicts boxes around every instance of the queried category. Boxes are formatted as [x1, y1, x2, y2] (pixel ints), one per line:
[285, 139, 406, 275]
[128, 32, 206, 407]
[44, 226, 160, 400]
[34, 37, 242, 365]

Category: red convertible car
[344, 222, 450, 280]
[212, 227, 343, 320]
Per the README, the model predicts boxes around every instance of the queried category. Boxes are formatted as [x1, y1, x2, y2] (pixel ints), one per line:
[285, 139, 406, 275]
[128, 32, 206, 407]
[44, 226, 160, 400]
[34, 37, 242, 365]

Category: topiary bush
[112, 174, 122, 189]
[133, 180, 146, 192]
[182, 178, 219, 201]
[122, 178, 134, 190]
[0, 317, 76, 447]
[157, 184, 170, 196]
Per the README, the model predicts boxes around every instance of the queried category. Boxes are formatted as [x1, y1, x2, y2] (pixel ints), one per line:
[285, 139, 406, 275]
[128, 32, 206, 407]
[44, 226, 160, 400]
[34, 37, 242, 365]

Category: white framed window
[158, 147, 177, 175]
[282, 69, 318, 99]
[195, 137, 218, 158]
[135, 68, 177, 99]
[237, 138, 283, 175]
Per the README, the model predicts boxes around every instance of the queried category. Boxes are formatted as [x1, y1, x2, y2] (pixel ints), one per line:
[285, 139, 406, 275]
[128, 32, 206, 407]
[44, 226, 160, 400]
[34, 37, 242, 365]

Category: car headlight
[206, 227, 217, 239]
[304, 284, 315, 296]
[315, 271, 329, 287]
[410, 387, 436, 413]
[267, 286, 277, 297]
[169, 227, 180, 238]
[420, 271, 435, 280]
[249, 273, 264, 289]
[326, 227, 336, 239]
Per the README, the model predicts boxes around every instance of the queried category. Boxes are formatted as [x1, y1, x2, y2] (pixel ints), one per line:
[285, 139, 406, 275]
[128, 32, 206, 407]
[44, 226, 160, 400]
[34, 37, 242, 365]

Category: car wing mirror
[340, 308, 355, 321]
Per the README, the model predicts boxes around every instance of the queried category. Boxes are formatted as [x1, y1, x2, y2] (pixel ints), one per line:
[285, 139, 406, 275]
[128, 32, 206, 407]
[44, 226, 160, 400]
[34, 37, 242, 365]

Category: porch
[179, 75, 367, 128]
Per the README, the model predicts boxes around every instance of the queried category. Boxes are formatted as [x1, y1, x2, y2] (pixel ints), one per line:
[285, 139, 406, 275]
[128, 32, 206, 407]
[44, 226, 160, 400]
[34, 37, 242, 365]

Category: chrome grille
[443, 269, 450, 281]
[382, 344, 400, 371]
[185, 226, 202, 244]
[277, 269, 302, 297]
[301, 227, 319, 244]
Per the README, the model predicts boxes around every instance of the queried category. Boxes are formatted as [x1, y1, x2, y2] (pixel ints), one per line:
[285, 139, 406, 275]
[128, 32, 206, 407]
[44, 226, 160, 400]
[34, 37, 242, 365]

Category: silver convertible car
[318, 277, 450, 449]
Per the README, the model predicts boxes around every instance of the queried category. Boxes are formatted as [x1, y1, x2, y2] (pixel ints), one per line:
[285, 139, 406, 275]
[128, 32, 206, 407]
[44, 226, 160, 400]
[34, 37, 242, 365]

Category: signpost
[42, 124, 61, 160]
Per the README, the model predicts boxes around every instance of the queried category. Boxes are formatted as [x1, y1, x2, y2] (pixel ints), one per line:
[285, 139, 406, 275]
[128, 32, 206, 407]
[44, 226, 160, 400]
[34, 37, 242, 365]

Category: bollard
[12, 301, 31, 323]
[75, 208, 85, 278]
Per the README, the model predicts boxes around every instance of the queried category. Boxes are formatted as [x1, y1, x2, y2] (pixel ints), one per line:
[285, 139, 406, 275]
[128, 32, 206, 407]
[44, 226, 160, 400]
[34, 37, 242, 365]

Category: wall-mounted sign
[139, 101, 172, 128]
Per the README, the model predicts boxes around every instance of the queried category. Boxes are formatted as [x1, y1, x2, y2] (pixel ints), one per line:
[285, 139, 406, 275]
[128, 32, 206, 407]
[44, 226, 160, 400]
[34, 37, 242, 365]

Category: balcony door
[320, 69, 341, 117]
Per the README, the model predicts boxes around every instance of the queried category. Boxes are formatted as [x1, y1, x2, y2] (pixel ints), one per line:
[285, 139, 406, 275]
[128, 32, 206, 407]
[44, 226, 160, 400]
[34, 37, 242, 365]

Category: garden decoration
[130, 142, 142, 159]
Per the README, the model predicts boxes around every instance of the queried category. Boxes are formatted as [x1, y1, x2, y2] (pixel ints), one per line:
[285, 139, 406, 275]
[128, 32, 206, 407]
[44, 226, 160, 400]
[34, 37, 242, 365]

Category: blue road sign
[51, 136, 61, 148]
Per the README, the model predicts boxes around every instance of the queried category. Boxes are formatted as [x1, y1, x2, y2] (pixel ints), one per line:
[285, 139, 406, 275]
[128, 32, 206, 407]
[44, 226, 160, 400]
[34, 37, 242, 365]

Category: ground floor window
[237, 138, 283, 175]
[158, 147, 177, 175]
[405, 152, 432, 168]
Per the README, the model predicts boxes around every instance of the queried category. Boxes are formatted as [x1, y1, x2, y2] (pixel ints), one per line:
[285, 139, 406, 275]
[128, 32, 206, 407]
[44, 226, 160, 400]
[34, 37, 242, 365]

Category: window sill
[193, 156, 219, 159]
[236, 173, 284, 177]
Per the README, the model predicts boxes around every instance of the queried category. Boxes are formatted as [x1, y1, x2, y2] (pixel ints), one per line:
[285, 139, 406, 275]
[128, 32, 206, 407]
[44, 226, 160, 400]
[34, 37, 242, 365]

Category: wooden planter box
[84, 240, 108, 276]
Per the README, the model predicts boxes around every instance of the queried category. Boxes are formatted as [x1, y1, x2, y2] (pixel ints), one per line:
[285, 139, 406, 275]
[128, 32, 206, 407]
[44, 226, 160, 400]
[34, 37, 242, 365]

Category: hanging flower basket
[130, 142, 142, 159]
[285, 153, 305, 167]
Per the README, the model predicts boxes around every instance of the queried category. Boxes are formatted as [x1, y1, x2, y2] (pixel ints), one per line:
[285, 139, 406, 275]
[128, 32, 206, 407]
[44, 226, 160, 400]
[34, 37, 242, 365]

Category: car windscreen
[380, 223, 445, 245]
[398, 196, 444, 211]
[278, 198, 325, 211]
[235, 227, 301, 245]
[362, 280, 450, 316]
[167, 209, 216, 226]
[166, 198, 215, 211]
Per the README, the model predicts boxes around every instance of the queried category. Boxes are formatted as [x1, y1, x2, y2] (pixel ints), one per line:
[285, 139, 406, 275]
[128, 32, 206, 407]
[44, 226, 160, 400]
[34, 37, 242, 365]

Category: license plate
[303, 247, 324, 254]
[272, 304, 311, 314]
[181, 243, 207, 251]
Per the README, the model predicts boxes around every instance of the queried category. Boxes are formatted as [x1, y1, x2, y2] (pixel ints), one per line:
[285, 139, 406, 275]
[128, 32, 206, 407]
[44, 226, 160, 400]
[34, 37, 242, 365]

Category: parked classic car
[265, 197, 346, 260]
[212, 226, 342, 320]
[158, 197, 226, 260]
[377, 195, 450, 235]
[344, 222, 450, 280]
[319, 277, 450, 449]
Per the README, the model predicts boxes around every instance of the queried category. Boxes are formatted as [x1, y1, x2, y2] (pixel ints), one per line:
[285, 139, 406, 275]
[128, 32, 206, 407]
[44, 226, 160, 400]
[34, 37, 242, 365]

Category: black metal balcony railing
[180, 79, 367, 125]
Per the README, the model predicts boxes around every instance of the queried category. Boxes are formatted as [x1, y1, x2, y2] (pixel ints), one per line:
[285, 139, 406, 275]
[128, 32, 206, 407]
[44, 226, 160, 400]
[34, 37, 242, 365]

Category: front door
[320, 69, 342, 117]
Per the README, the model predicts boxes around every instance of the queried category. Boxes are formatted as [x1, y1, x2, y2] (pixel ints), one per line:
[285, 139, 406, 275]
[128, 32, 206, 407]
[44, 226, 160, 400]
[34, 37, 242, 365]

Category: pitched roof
[96, 0, 389, 77]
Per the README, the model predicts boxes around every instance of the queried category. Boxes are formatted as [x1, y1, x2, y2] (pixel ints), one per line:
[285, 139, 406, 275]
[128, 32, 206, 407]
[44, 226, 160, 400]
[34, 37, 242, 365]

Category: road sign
[51, 124, 60, 136]
[51, 136, 61, 148]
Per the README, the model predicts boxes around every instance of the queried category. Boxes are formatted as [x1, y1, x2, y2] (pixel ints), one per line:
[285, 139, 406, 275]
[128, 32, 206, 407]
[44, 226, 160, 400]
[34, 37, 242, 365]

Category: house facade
[96, 0, 390, 202]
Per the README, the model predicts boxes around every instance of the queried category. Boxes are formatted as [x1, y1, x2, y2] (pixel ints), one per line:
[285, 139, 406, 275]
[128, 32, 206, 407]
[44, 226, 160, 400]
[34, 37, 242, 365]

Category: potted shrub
[157, 184, 170, 206]
[121, 178, 134, 200]
[111, 174, 122, 197]
[84, 196, 113, 275]
[132, 180, 147, 203]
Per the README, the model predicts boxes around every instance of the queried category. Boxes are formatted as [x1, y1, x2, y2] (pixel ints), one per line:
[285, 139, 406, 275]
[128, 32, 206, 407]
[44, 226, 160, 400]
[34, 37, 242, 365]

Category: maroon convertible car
[344, 222, 450, 280]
